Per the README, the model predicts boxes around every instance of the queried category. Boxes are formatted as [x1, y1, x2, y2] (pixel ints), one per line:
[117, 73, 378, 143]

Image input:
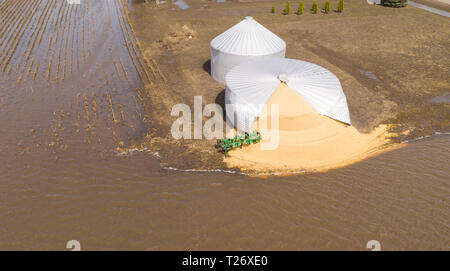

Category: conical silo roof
[211, 16, 286, 56]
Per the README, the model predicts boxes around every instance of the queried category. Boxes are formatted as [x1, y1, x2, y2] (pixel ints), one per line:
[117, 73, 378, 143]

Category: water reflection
[359, 70, 380, 81]
[428, 92, 450, 104]
[174, 0, 190, 10]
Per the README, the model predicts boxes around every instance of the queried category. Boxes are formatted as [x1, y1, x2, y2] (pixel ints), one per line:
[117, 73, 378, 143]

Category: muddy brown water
[0, 0, 448, 250]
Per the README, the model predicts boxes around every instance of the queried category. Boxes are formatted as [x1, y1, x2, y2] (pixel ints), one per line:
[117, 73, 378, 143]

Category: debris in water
[428, 92, 450, 104]
[174, 0, 190, 10]
[359, 70, 380, 81]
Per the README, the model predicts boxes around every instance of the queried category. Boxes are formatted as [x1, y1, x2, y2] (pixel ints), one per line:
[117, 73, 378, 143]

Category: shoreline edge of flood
[119, 0, 407, 176]
[120, 1, 449, 176]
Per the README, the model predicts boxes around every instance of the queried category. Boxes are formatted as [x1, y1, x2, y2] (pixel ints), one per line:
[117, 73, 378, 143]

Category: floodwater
[173, 0, 190, 10]
[360, 69, 380, 82]
[0, 0, 449, 250]
[428, 92, 450, 104]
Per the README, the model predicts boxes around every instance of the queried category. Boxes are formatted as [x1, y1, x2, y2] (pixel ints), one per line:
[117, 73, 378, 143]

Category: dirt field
[125, 0, 450, 171]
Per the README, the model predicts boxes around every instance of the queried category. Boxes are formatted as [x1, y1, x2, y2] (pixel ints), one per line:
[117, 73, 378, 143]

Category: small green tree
[337, 0, 344, 13]
[271, 5, 276, 13]
[324, 1, 330, 13]
[284, 1, 291, 14]
[312, 1, 318, 13]
[297, 2, 304, 15]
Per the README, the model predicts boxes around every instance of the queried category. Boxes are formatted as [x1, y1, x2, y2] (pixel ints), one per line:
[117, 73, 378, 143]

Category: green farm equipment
[216, 131, 262, 155]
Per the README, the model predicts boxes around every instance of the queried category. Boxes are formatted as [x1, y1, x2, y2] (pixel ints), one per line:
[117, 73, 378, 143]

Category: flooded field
[0, 0, 165, 159]
[0, 0, 448, 250]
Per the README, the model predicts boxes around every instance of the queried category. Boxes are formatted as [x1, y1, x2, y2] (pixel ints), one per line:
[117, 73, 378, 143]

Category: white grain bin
[225, 58, 351, 132]
[210, 16, 286, 84]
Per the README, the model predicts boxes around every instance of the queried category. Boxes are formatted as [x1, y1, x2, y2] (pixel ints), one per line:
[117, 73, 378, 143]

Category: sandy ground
[225, 83, 393, 173]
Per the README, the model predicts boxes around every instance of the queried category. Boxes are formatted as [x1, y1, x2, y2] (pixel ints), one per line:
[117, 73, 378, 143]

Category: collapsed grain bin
[210, 16, 286, 84]
[225, 58, 351, 132]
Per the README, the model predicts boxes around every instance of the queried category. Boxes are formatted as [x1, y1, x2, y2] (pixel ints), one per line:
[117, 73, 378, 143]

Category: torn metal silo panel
[225, 58, 351, 132]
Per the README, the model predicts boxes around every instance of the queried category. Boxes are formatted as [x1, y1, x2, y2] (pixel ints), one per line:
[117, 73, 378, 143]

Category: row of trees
[272, 0, 344, 15]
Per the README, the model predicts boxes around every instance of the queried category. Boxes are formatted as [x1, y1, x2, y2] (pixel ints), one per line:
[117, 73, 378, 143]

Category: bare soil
[125, 0, 450, 171]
